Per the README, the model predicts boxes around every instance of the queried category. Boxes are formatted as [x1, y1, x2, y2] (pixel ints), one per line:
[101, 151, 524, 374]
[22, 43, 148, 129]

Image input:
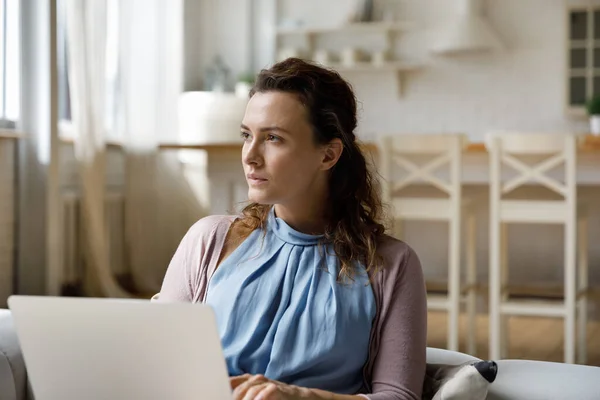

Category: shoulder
[184, 214, 237, 243]
[376, 234, 421, 268]
[375, 234, 424, 284]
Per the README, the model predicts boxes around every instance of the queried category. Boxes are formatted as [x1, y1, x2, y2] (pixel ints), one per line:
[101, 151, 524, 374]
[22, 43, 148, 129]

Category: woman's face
[241, 91, 330, 207]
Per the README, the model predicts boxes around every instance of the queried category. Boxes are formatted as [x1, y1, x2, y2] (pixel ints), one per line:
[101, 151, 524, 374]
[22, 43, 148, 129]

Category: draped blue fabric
[206, 208, 376, 393]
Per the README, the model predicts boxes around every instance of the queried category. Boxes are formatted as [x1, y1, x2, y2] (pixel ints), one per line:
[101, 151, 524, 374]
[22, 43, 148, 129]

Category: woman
[158, 58, 427, 400]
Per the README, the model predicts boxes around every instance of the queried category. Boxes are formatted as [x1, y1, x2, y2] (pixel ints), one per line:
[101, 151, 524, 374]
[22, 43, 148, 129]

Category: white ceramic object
[313, 49, 331, 66]
[235, 82, 253, 98]
[178, 91, 248, 145]
[590, 115, 600, 135]
[341, 48, 360, 67]
[277, 47, 303, 62]
[371, 49, 389, 66]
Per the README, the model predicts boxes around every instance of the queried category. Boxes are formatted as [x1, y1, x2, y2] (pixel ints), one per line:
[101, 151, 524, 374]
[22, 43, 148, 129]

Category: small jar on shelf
[340, 47, 368, 67]
[277, 47, 307, 62]
[371, 49, 390, 67]
[313, 49, 332, 66]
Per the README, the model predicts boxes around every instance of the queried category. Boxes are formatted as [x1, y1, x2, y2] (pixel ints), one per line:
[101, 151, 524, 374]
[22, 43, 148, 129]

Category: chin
[247, 189, 275, 205]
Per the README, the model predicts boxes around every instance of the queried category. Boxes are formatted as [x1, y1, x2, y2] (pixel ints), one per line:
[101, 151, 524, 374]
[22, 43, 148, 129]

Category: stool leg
[448, 215, 461, 352]
[394, 219, 404, 241]
[500, 223, 509, 359]
[565, 218, 576, 364]
[578, 217, 588, 364]
[466, 212, 477, 356]
[489, 220, 501, 361]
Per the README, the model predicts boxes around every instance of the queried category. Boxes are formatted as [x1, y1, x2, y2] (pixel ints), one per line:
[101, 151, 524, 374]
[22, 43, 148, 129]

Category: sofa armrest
[489, 360, 600, 400]
[0, 309, 27, 400]
[426, 347, 480, 365]
[426, 348, 600, 400]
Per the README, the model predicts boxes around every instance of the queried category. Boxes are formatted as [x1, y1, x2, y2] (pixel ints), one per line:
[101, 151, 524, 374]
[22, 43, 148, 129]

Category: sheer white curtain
[65, 0, 199, 296]
[119, 0, 199, 294]
[64, 0, 130, 297]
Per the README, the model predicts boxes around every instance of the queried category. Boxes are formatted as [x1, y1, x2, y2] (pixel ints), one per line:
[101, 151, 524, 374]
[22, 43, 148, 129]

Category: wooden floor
[427, 311, 600, 366]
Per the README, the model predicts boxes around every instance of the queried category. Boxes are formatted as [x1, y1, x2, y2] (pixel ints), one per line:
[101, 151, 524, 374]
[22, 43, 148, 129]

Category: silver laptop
[8, 295, 233, 400]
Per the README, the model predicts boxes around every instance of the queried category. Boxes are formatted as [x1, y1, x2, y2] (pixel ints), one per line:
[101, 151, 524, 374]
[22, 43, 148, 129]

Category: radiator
[60, 191, 126, 288]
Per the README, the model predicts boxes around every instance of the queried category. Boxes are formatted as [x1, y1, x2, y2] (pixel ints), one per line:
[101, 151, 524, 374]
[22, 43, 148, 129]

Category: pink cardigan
[157, 215, 427, 400]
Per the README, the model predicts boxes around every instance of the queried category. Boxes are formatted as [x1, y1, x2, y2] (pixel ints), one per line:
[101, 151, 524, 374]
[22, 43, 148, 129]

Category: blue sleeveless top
[205, 208, 376, 394]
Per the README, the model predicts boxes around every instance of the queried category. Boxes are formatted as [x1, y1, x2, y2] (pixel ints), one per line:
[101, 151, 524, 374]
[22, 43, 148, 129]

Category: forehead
[242, 91, 308, 128]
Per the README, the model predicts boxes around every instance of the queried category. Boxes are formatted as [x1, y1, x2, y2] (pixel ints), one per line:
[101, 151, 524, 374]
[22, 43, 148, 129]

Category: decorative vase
[313, 49, 331, 66]
[371, 49, 390, 66]
[235, 82, 253, 98]
[357, 0, 374, 22]
[341, 48, 362, 67]
[178, 92, 248, 145]
[590, 115, 600, 135]
[204, 55, 232, 92]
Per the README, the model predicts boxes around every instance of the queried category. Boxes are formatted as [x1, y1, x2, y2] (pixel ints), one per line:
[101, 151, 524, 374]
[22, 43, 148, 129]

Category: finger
[233, 375, 268, 399]
[230, 374, 252, 389]
[255, 382, 279, 400]
[240, 382, 273, 400]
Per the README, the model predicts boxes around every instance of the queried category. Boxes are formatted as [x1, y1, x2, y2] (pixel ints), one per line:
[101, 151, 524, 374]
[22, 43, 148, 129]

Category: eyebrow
[240, 124, 291, 134]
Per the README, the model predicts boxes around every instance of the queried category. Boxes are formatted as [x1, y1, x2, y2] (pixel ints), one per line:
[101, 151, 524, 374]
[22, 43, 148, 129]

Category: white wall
[358, 0, 591, 140]
[185, 0, 253, 89]
[199, 0, 591, 139]
[189, 0, 600, 316]
[271, 0, 591, 140]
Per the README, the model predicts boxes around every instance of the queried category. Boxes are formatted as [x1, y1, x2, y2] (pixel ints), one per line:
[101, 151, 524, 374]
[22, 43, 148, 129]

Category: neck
[274, 198, 328, 235]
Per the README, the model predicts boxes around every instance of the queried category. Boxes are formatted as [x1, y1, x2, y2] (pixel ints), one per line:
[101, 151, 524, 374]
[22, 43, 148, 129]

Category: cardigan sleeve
[155, 216, 225, 303]
[365, 244, 428, 400]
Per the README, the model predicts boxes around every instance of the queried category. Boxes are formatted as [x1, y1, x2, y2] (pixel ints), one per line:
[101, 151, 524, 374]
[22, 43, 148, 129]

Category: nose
[242, 138, 263, 167]
[473, 360, 498, 383]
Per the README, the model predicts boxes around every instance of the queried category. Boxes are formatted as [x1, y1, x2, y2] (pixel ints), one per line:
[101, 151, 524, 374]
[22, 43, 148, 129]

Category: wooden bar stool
[486, 132, 589, 364]
[379, 133, 478, 354]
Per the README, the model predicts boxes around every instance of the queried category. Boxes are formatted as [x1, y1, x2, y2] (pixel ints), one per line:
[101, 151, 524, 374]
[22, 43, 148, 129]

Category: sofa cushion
[0, 309, 27, 400]
[423, 360, 497, 400]
[424, 348, 600, 400]
[488, 360, 600, 400]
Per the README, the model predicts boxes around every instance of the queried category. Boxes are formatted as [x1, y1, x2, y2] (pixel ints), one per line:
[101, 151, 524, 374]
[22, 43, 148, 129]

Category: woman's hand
[229, 374, 365, 400]
[230, 374, 308, 400]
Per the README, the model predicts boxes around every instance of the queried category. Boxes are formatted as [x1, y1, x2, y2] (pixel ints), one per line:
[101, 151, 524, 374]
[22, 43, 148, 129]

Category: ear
[320, 138, 343, 171]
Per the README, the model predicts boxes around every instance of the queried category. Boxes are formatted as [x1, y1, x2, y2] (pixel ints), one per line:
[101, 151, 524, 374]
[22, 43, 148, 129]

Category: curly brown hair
[236, 57, 386, 279]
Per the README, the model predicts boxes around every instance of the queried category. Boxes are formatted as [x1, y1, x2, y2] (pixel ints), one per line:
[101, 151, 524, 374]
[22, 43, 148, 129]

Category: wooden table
[158, 134, 600, 216]
[158, 134, 600, 153]
[464, 135, 600, 153]
[0, 131, 24, 140]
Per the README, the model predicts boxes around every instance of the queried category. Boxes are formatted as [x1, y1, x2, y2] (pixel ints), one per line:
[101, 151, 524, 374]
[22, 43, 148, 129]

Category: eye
[267, 134, 280, 142]
[240, 131, 251, 141]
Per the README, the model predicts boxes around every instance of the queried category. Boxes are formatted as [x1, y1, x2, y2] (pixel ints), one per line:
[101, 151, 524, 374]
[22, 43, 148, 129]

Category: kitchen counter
[158, 134, 600, 153]
[0, 131, 23, 140]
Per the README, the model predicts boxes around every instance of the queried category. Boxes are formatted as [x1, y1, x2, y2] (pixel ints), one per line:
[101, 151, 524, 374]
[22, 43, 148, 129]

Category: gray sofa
[1, 308, 599, 400]
[0, 309, 28, 400]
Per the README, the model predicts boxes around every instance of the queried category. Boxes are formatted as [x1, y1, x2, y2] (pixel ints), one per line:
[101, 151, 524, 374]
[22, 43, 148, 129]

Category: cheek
[269, 150, 320, 182]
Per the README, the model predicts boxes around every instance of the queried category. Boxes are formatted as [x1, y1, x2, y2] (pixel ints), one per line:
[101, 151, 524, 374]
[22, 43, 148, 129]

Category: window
[567, 7, 600, 111]
[57, 0, 71, 122]
[57, 0, 121, 140]
[0, 0, 20, 129]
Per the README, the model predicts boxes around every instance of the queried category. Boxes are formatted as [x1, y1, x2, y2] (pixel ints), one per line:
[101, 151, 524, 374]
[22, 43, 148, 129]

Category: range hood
[431, 0, 503, 55]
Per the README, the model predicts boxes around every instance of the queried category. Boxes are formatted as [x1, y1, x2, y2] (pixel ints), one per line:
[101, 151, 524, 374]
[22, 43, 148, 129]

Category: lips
[247, 173, 267, 181]
[247, 174, 268, 185]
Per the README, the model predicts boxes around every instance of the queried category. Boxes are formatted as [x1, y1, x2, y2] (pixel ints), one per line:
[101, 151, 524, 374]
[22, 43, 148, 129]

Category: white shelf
[276, 21, 414, 36]
[273, 15, 422, 98]
[325, 61, 424, 73]
[325, 61, 424, 97]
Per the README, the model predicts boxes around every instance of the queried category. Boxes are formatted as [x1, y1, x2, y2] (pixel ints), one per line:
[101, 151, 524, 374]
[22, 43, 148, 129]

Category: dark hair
[238, 57, 385, 279]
